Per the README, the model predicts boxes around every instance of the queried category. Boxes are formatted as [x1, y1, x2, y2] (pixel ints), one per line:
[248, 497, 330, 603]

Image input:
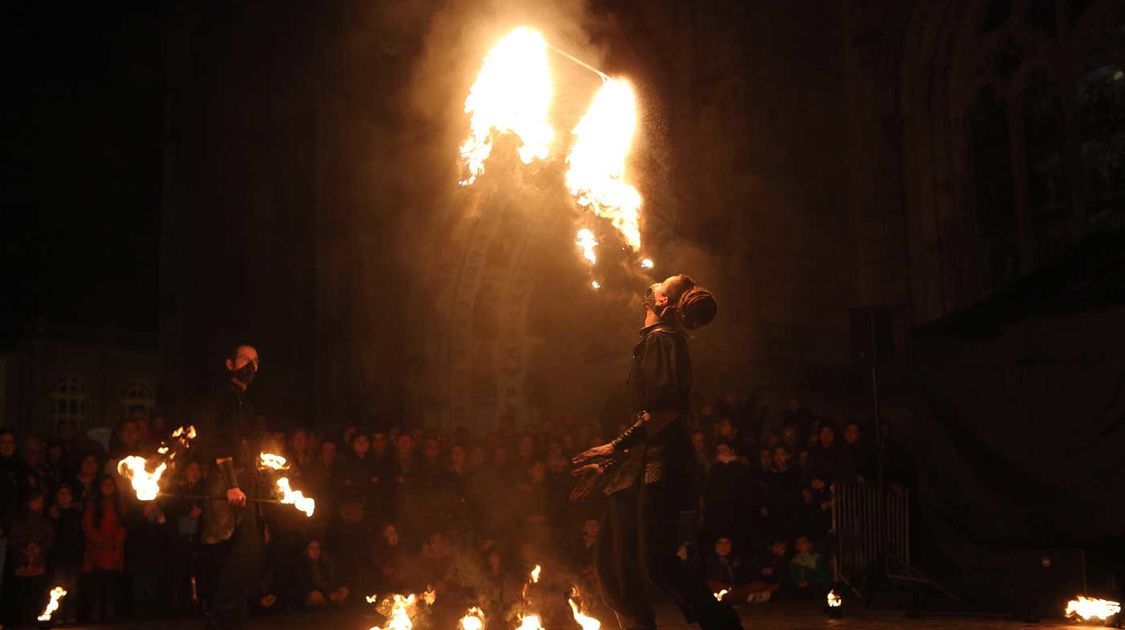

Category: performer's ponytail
[664, 275, 718, 331]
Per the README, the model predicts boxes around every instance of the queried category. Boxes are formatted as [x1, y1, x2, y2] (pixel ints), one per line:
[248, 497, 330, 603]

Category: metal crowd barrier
[831, 481, 910, 582]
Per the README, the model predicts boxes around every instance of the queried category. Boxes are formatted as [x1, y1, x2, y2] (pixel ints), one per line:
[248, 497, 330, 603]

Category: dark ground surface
[56, 601, 1096, 629]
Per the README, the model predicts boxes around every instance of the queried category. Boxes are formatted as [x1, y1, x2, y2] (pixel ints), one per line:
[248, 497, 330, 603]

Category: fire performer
[195, 344, 263, 629]
[573, 275, 742, 630]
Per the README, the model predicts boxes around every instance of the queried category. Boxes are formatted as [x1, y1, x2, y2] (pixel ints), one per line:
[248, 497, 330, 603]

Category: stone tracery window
[50, 376, 85, 431]
[122, 380, 155, 419]
[961, 0, 1123, 290]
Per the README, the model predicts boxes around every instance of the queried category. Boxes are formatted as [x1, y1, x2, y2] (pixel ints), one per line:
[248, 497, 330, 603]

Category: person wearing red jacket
[82, 475, 126, 621]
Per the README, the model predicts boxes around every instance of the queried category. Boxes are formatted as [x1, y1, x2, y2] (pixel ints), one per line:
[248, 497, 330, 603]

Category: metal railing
[831, 481, 910, 581]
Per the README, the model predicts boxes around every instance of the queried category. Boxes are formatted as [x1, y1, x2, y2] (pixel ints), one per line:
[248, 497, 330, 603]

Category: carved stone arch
[428, 183, 557, 434]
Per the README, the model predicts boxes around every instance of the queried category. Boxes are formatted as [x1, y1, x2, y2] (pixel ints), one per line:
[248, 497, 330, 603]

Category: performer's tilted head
[643, 274, 718, 330]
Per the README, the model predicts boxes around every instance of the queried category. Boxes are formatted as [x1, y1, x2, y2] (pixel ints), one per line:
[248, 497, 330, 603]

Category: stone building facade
[157, 0, 1124, 433]
[0, 321, 158, 437]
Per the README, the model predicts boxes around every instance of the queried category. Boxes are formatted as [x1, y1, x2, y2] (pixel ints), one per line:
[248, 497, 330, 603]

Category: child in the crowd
[296, 539, 350, 608]
[785, 534, 829, 597]
[82, 475, 127, 622]
[703, 536, 749, 604]
[745, 537, 789, 603]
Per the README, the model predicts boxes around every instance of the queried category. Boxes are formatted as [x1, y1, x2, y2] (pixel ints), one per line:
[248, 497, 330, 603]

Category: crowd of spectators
[0, 393, 896, 627]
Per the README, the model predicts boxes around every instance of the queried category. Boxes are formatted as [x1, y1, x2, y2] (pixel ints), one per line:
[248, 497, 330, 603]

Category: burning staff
[571, 275, 739, 630]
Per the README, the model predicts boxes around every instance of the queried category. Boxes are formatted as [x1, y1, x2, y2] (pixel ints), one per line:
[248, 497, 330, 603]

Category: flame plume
[1066, 595, 1121, 621]
[460, 27, 554, 185]
[566, 79, 642, 253]
[458, 606, 486, 630]
[37, 585, 67, 622]
[117, 456, 167, 502]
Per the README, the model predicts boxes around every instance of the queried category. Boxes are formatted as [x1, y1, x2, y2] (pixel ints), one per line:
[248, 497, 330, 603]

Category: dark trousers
[595, 482, 742, 630]
[205, 509, 260, 629]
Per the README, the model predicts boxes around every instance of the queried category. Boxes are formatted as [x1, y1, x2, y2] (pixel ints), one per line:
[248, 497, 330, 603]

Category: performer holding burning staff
[195, 344, 263, 630]
[573, 275, 743, 630]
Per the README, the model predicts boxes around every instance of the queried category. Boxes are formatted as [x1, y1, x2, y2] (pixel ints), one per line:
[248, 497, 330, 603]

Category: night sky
[0, 1, 162, 337]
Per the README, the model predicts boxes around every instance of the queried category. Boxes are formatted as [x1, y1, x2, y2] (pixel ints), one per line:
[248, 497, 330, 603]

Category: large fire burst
[459, 27, 650, 278]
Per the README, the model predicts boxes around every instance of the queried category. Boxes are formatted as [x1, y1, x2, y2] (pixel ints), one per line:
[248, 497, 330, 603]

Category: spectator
[295, 539, 349, 609]
[805, 423, 854, 483]
[82, 475, 126, 621]
[6, 489, 54, 624]
[370, 522, 405, 593]
[744, 538, 788, 603]
[703, 441, 751, 546]
[844, 421, 874, 482]
[70, 453, 100, 504]
[785, 535, 828, 597]
[703, 536, 748, 601]
[47, 483, 83, 624]
[165, 460, 204, 615]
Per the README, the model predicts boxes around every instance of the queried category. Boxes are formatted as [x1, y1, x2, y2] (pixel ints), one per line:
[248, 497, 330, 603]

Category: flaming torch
[460, 27, 554, 185]
[825, 589, 844, 619]
[117, 457, 167, 502]
[1066, 596, 1121, 623]
[37, 585, 67, 622]
[258, 453, 316, 518]
[713, 589, 729, 602]
[566, 78, 643, 256]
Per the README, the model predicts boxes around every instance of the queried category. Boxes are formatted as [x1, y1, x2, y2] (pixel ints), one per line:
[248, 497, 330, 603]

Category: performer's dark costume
[595, 323, 742, 630]
[196, 382, 262, 629]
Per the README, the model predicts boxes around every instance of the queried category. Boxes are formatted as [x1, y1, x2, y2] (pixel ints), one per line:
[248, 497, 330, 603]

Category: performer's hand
[572, 443, 614, 465]
[570, 462, 605, 477]
[567, 468, 603, 501]
[227, 487, 247, 507]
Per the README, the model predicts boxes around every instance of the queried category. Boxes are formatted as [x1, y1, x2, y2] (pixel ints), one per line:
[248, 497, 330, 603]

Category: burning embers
[37, 585, 67, 622]
[1066, 595, 1121, 623]
[257, 453, 316, 517]
[366, 589, 436, 630]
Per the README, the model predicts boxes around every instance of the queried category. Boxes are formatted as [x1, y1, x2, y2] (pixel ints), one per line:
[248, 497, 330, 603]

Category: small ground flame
[117, 456, 167, 502]
[569, 588, 602, 630]
[37, 585, 67, 622]
[516, 614, 544, 630]
[566, 79, 642, 253]
[460, 27, 554, 185]
[1066, 595, 1121, 622]
[827, 590, 842, 607]
[368, 589, 437, 630]
[459, 606, 486, 630]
